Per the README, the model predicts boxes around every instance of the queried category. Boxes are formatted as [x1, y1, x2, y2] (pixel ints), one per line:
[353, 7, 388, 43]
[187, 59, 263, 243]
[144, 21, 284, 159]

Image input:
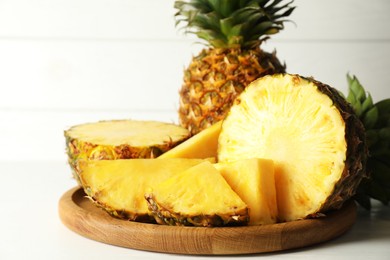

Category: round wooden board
[58, 187, 357, 255]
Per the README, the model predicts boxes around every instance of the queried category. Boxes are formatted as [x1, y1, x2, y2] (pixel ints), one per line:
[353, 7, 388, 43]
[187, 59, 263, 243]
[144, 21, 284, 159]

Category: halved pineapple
[78, 158, 207, 221]
[65, 120, 190, 183]
[145, 161, 249, 227]
[215, 158, 278, 225]
[159, 120, 222, 159]
[218, 74, 367, 222]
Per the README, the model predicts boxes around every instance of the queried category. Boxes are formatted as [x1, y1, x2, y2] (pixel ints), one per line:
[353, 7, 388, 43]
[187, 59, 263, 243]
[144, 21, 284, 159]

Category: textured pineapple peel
[218, 74, 367, 222]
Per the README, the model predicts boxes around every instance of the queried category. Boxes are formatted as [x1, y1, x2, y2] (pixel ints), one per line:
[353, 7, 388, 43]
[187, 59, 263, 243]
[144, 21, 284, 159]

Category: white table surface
[1, 161, 389, 260]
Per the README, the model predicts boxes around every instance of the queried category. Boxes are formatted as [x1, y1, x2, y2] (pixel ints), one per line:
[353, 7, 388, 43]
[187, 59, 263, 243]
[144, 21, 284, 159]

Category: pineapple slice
[215, 158, 278, 225]
[78, 158, 207, 221]
[65, 120, 190, 183]
[145, 161, 249, 227]
[158, 120, 222, 159]
[218, 74, 367, 222]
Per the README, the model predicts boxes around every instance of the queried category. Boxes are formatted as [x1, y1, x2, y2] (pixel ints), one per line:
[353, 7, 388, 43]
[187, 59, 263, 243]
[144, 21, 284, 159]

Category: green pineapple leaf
[361, 93, 374, 115]
[174, 0, 295, 48]
[376, 99, 390, 113]
[363, 106, 379, 129]
[346, 74, 390, 209]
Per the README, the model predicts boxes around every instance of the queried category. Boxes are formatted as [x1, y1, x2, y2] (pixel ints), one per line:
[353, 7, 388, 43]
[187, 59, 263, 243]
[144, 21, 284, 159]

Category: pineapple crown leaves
[174, 0, 295, 49]
[346, 74, 379, 129]
[345, 74, 390, 209]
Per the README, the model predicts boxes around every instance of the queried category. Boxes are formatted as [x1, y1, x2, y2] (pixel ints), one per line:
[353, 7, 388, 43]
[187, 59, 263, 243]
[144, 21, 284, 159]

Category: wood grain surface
[58, 187, 357, 255]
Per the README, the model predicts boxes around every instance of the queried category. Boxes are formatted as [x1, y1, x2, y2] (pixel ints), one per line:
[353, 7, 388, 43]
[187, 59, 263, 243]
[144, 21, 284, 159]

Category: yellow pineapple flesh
[145, 161, 249, 227]
[77, 158, 207, 222]
[218, 74, 367, 222]
[215, 158, 278, 225]
[65, 120, 190, 183]
[158, 120, 222, 159]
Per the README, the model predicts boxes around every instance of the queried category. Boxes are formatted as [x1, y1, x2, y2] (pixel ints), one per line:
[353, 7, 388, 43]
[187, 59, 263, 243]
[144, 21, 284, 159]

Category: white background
[0, 1, 389, 259]
[0, 0, 389, 162]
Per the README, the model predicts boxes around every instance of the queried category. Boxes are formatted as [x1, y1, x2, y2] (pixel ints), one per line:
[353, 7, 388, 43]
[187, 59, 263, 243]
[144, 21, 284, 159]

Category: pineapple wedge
[65, 120, 190, 183]
[215, 158, 278, 225]
[78, 158, 208, 222]
[158, 120, 222, 159]
[218, 74, 367, 222]
[145, 161, 249, 227]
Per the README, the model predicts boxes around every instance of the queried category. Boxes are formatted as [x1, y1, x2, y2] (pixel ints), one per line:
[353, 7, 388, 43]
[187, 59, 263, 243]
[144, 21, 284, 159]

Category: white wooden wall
[0, 0, 389, 161]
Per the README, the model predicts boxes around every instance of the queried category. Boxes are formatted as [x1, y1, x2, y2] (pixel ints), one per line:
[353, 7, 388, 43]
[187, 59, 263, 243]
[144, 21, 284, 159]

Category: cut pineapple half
[159, 120, 222, 159]
[65, 120, 190, 183]
[218, 74, 367, 222]
[145, 161, 249, 227]
[78, 158, 207, 221]
[215, 158, 278, 225]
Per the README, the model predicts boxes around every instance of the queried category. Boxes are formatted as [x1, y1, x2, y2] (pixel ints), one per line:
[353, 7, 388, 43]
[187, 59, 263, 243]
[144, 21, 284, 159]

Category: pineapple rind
[313, 76, 367, 212]
[179, 47, 285, 135]
[145, 194, 249, 227]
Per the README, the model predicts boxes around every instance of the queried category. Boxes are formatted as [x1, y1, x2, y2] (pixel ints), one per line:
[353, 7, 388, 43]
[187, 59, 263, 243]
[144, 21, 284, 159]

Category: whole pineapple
[175, 0, 295, 134]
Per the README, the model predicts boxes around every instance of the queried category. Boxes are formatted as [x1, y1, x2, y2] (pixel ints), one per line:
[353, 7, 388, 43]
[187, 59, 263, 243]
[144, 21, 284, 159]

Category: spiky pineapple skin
[179, 47, 285, 134]
[83, 186, 155, 222]
[307, 76, 368, 212]
[145, 194, 249, 227]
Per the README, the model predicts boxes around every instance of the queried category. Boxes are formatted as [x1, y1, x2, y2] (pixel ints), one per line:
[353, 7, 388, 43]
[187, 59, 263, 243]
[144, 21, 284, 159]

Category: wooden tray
[58, 187, 357, 255]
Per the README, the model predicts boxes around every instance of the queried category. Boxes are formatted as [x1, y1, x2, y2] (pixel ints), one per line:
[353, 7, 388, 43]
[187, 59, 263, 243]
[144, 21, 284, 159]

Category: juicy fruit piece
[78, 158, 207, 221]
[175, 0, 295, 134]
[218, 74, 367, 222]
[145, 161, 249, 226]
[159, 120, 222, 159]
[345, 74, 390, 209]
[65, 120, 190, 183]
[215, 158, 278, 225]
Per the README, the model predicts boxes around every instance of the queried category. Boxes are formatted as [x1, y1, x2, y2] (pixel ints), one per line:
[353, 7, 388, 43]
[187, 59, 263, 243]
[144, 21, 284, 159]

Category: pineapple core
[218, 74, 347, 222]
[215, 158, 278, 225]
